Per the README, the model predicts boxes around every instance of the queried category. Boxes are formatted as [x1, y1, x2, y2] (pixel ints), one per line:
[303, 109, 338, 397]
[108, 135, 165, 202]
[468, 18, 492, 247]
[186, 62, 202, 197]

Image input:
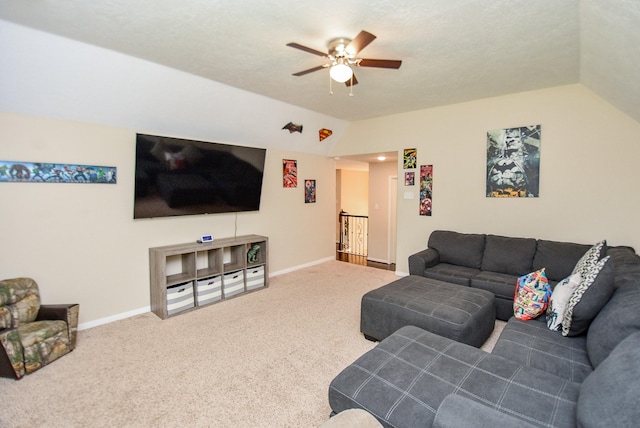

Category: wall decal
[283, 159, 297, 188]
[403, 148, 417, 169]
[486, 125, 541, 197]
[319, 128, 333, 141]
[304, 179, 316, 203]
[0, 160, 117, 184]
[282, 122, 303, 133]
[419, 165, 433, 216]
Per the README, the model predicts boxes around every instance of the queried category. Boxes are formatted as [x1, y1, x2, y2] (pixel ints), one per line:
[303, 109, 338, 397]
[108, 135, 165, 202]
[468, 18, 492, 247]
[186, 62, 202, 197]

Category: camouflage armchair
[0, 278, 79, 379]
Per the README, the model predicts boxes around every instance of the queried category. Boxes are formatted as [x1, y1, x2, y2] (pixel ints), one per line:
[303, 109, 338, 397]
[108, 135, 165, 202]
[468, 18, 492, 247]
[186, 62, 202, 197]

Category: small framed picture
[304, 179, 316, 203]
[283, 159, 297, 188]
[403, 148, 417, 169]
[405, 172, 415, 186]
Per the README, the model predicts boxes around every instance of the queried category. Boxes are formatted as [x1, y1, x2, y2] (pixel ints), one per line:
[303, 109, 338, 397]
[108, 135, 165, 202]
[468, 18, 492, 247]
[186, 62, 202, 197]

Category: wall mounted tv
[134, 133, 266, 219]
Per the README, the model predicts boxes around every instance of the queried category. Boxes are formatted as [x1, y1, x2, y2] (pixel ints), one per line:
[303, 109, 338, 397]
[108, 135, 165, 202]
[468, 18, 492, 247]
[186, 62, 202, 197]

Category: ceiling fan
[286, 30, 402, 90]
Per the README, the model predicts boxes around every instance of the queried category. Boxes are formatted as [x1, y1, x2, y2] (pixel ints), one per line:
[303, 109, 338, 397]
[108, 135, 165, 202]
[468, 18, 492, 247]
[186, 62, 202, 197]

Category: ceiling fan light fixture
[330, 62, 353, 83]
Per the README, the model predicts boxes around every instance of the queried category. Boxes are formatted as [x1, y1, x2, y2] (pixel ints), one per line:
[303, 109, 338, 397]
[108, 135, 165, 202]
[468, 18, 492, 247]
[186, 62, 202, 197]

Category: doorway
[335, 152, 398, 271]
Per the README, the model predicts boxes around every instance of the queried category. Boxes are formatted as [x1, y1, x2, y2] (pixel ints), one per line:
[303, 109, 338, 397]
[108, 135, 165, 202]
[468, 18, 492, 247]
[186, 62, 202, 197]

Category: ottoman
[360, 275, 495, 347]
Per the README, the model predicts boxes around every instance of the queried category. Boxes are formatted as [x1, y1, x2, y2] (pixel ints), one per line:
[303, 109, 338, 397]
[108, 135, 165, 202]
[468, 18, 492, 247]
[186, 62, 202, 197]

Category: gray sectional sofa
[408, 230, 604, 320]
[328, 231, 640, 427]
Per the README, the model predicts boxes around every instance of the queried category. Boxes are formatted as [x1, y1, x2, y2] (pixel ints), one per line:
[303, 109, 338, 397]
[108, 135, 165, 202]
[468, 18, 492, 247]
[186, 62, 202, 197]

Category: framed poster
[419, 165, 433, 216]
[486, 125, 541, 197]
[403, 148, 417, 169]
[405, 171, 415, 186]
[0, 160, 117, 184]
[304, 179, 316, 203]
[283, 159, 297, 188]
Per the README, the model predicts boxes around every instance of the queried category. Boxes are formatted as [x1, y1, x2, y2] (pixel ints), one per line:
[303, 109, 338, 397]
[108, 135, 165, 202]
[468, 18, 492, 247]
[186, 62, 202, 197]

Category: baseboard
[270, 256, 334, 277]
[78, 257, 336, 330]
[78, 306, 150, 331]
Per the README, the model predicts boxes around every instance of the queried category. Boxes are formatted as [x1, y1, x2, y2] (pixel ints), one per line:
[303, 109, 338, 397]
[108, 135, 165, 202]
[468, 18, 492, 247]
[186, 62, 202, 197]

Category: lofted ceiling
[0, 1, 639, 124]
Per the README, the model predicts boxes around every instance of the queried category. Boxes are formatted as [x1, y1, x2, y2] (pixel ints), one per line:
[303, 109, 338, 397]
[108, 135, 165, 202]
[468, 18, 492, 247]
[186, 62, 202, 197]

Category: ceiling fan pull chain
[329, 73, 334, 95]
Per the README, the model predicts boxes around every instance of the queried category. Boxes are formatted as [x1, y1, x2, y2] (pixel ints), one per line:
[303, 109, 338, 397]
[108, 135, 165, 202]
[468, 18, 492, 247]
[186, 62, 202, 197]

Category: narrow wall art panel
[283, 159, 297, 188]
[419, 165, 433, 216]
[486, 125, 540, 197]
[304, 179, 316, 203]
[0, 160, 117, 184]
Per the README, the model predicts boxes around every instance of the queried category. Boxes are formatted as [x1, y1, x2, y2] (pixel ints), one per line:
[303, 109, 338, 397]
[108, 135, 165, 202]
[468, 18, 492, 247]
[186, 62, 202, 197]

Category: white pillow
[546, 273, 582, 331]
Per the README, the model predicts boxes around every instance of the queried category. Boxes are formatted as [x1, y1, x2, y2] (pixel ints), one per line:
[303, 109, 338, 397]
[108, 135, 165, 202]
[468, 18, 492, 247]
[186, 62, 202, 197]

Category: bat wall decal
[282, 122, 303, 133]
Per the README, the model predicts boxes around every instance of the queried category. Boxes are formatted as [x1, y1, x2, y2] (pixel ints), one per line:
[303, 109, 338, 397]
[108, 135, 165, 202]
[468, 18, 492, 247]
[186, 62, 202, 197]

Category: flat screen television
[134, 133, 266, 219]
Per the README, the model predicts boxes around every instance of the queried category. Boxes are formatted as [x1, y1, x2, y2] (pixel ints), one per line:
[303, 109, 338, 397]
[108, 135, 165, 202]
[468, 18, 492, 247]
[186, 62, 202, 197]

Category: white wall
[0, 20, 342, 327]
[332, 84, 640, 274]
[0, 20, 348, 154]
[0, 112, 337, 326]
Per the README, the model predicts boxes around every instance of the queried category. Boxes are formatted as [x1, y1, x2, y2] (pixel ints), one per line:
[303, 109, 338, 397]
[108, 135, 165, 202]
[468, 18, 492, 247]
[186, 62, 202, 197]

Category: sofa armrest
[408, 248, 440, 275]
[434, 395, 538, 428]
[37, 304, 79, 350]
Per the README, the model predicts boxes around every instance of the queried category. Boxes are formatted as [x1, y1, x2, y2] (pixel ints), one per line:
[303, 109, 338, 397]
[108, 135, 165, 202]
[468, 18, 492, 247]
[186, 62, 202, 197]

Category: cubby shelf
[149, 234, 268, 319]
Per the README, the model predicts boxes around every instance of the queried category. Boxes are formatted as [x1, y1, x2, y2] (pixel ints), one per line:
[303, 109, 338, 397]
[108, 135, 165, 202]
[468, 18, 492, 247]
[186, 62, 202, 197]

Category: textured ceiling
[0, 0, 639, 123]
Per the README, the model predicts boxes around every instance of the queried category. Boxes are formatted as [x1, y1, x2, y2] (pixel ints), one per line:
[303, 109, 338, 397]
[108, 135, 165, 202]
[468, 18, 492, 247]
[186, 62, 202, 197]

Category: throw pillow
[571, 240, 606, 275]
[546, 273, 582, 331]
[513, 268, 551, 320]
[562, 255, 614, 336]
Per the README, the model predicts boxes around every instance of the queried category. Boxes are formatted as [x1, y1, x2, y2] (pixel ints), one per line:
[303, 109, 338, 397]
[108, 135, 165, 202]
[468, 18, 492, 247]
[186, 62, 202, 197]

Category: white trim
[270, 256, 334, 277]
[77, 257, 335, 330]
[78, 306, 150, 331]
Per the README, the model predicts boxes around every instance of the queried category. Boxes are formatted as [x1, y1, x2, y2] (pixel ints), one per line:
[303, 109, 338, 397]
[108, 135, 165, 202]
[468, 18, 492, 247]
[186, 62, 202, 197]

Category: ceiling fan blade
[347, 31, 376, 55]
[357, 58, 402, 69]
[286, 42, 328, 57]
[292, 64, 328, 76]
[345, 73, 359, 87]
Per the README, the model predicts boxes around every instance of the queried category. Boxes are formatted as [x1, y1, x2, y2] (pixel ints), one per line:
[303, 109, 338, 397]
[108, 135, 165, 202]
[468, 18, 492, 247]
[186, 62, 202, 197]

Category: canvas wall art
[486, 125, 541, 197]
[419, 165, 433, 216]
[283, 159, 297, 188]
[403, 148, 417, 169]
[304, 179, 316, 203]
[405, 171, 415, 186]
[0, 160, 117, 184]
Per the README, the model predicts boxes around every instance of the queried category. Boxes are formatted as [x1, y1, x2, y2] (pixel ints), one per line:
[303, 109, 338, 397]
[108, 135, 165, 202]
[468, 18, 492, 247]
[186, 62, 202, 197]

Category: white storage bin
[166, 282, 194, 315]
[196, 276, 222, 305]
[246, 266, 265, 291]
[223, 271, 245, 298]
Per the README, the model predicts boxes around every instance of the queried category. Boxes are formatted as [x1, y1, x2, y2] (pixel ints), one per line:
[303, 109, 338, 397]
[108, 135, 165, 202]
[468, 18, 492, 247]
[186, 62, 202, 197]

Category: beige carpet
[0, 261, 504, 428]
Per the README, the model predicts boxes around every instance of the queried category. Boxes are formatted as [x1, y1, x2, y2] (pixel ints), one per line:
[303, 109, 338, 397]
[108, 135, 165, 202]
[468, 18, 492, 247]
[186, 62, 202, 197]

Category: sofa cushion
[546, 273, 582, 331]
[427, 230, 486, 269]
[562, 256, 614, 336]
[470, 271, 519, 300]
[577, 331, 640, 427]
[434, 394, 540, 428]
[423, 263, 480, 286]
[532, 240, 591, 282]
[329, 325, 579, 428]
[481, 235, 537, 276]
[586, 282, 640, 367]
[492, 318, 593, 383]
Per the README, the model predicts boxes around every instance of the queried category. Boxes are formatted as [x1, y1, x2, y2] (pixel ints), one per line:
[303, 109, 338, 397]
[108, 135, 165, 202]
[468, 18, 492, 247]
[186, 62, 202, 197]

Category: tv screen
[134, 133, 266, 219]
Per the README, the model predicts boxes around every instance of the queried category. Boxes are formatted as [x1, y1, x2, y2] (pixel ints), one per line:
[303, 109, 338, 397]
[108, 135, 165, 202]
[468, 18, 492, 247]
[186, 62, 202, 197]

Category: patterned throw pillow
[514, 268, 551, 320]
[562, 256, 611, 336]
[572, 240, 606, 275]
[546, 273, 582, 331]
